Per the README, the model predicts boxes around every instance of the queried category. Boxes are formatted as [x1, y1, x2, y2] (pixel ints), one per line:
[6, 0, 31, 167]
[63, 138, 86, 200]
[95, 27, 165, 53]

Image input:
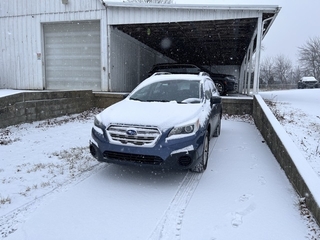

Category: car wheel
[215, 82, 226, 95]
[213, 117, 221, 137]
[191, 130, 209, 173]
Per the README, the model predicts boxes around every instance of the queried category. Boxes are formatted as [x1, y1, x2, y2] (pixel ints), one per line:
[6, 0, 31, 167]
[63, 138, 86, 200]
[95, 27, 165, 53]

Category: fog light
[179, 156, 192, 166]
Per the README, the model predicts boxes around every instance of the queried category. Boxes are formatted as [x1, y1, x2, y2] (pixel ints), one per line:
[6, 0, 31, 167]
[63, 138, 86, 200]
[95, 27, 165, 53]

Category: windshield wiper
[130, 98, 172, 103]
[130, 97, 143, 101]
[143, 99, 170, 102]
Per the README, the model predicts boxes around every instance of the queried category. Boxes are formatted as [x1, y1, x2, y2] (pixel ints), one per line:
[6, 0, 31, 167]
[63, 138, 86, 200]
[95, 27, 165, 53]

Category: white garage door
[44, 21, 101, 91]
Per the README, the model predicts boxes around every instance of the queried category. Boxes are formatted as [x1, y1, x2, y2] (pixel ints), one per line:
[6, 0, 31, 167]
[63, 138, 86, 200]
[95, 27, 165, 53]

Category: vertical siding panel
[100, 16, 108, 91]
[7, 18, 13, 88]
[24, 16, 30, 88]
[110, 28, 172, 92]
[14, 17, 19, 89]
[37, 16, 44, 89]
[21, 0, 27, 16]
[26, 16, 33, 88]
[18, 16, 24, 88]
[24, 16, 30, 89]
[9, 17, 14, 88]
[17, 17, 27, 88]
[0, 1, 8, 17]
[13, 0, 17, 17]
[6, 18, 11, 88]
[40, 0, 45, 14]
[30, 16, 35, 88]
[0, 18, 6, 87]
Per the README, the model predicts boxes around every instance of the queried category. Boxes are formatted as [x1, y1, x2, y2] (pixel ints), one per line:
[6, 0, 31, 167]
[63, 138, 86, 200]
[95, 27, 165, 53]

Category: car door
[204, 78, 220, 135]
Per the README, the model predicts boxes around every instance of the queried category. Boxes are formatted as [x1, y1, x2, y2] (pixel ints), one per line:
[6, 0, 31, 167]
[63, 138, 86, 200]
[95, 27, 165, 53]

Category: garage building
[0, 0, 280, 94]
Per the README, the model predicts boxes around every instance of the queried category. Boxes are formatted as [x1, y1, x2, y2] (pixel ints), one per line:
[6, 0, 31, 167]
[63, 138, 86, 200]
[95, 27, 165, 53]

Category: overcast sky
[173, 0, 320, 66]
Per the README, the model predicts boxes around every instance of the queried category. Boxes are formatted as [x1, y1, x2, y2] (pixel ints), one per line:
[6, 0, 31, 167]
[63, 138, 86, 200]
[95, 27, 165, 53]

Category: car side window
[208, 78, 218, 93]
[205, 78, 218, 99]
[204, 80, 212, 100]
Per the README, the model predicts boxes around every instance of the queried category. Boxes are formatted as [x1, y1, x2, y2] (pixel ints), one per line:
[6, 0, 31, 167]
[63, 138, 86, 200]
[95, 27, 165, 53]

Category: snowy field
[0, 89, 320, 239]
[260, 89, 320, 179]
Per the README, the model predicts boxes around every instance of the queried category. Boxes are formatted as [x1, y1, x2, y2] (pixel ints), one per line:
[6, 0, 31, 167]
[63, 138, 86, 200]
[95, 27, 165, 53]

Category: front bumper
[89, 127, 205, 170]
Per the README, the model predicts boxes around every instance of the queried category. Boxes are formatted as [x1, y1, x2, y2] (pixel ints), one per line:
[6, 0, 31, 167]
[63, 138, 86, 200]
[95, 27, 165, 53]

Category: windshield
[130, 80, 202, 103]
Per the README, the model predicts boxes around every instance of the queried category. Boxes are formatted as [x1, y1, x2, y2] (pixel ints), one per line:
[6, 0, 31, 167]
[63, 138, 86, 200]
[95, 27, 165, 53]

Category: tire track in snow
[0, 163, 106, 238]
[148, 138, 218, 240]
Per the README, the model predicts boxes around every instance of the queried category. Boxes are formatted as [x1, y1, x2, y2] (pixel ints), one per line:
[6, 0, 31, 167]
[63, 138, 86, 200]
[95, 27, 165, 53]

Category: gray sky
[173, 0, 320, 66]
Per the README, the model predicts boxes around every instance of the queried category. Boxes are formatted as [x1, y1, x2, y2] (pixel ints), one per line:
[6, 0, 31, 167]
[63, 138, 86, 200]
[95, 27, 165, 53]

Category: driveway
[3, 117, 318, 240]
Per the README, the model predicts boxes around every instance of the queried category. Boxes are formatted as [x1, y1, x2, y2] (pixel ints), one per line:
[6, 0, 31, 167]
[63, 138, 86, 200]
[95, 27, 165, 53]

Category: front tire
[191, 130, 209, 173]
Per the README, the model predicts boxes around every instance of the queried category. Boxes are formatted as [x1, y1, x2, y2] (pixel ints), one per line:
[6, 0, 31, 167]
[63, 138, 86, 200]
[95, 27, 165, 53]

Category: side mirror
[210, 96, 221, 105]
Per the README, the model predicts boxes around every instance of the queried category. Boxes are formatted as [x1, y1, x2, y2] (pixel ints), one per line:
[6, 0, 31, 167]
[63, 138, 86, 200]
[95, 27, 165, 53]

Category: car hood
[98, 99, 204, 131]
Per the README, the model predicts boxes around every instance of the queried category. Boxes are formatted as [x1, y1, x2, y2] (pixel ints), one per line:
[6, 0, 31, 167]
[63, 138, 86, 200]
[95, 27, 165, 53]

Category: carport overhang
[101, 1, 280, 94]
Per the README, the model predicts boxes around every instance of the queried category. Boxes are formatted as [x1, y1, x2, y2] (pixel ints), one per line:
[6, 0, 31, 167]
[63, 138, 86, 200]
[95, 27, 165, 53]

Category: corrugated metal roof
[100, 2, 280, 66]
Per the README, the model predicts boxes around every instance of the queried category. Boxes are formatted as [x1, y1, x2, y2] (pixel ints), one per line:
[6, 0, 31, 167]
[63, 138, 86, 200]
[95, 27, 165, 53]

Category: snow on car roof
[147, 73, 205, 81]
[301, 76, 317, 81]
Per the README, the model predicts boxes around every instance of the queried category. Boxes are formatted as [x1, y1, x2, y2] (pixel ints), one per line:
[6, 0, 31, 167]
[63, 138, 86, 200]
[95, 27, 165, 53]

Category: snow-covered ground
[260, 89, 320, 178]
[0, 89, 319, 239]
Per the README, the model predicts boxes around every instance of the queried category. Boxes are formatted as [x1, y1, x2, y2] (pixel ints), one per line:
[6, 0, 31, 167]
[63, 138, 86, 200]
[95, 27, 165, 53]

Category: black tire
[213, 117, 221, 137]
[191, 130, 209, 173]
[215, 81, 226, 96]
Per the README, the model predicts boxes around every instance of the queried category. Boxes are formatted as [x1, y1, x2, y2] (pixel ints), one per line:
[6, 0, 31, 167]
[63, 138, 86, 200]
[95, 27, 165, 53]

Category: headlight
[94, 115, 105, 129]
[168, 120, 199, 137]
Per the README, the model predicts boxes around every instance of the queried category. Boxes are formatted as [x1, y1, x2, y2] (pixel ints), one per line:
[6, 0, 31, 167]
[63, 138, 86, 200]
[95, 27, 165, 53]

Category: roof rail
[199, 72, 210, 76]
[152, 72, 172, 76]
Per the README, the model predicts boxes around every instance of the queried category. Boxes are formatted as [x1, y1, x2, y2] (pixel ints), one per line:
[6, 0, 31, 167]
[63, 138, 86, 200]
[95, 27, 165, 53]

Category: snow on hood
[98, 99, 203, 131]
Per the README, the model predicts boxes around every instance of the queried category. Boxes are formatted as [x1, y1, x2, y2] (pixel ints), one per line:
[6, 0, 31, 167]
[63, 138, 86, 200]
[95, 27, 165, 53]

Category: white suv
[298, 76, 319, 89]
[89, 72, 222, 173]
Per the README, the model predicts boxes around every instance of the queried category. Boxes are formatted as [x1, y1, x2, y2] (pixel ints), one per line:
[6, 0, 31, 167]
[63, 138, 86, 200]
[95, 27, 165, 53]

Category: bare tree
[273, 54, 292, 85]
[292, 66, 303, 83]
[298, 36, 320, 80]
[125, 0, 174, 3]
[260, 57, 275, 86]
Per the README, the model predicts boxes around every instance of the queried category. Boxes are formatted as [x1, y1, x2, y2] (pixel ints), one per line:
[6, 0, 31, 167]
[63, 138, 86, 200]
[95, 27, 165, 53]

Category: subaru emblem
[126, 129, 137, 136]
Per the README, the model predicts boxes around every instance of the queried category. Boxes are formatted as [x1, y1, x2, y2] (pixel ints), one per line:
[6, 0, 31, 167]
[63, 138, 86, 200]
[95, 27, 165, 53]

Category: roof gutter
[100, 1, 280, 12]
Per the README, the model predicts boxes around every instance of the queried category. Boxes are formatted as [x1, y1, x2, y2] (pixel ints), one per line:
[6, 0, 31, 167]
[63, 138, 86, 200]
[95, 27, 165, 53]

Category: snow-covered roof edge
[100, 1, 280, 11]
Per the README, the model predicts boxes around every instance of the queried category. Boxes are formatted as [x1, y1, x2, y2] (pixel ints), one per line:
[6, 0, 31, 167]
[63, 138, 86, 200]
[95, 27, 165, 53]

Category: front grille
[107, 124, 161, 146]
[104, 151, 163, 165]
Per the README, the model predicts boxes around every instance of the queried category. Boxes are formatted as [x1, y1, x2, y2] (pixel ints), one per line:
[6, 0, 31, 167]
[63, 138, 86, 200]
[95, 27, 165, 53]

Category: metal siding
[110, 29, 138, 92]
[110, 28, 173, 92]
[0, 0, 105, 90]
[0, 0, 105, 16]
[108, 7, 261, 25]
[0, 1, 276, 91]
[44, 21, 101, 91]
